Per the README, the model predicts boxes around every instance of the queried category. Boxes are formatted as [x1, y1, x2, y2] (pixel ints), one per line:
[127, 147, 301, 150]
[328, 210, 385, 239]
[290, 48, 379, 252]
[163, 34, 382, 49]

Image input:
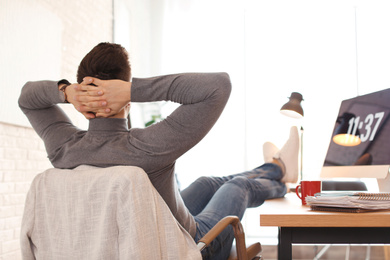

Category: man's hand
[72, 77, 131, 118]
[59, 82, 98, 119]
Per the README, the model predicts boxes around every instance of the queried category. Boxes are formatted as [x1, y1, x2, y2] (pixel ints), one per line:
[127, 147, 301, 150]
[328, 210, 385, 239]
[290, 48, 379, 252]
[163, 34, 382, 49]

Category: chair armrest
[228, 242, 262, 260]
[197, 216, 248, 260]
[245, 243, 262, 260]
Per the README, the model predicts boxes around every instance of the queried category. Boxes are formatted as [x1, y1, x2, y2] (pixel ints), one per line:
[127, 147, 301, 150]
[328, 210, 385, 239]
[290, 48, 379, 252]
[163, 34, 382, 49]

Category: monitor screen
[321, 88, 390, 184]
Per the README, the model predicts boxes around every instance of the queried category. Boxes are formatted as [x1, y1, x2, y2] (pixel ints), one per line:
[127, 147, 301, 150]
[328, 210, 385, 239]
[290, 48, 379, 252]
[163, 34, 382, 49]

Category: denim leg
[194, 176, 250, 260]
[181, 163, 284, 215]
[246, 163, 287, 207]
[188, 164, 287, 259]
[180, 176, 227, 216]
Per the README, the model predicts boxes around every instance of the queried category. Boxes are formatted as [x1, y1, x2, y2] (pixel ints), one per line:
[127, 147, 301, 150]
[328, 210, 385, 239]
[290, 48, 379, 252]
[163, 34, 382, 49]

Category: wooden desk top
[260, 193, 390, 227]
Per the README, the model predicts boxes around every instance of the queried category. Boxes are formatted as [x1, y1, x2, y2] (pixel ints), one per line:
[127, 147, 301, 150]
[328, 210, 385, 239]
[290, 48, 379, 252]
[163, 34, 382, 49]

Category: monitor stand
[320, 165, 390, 192]
[378, 170, 390, 192]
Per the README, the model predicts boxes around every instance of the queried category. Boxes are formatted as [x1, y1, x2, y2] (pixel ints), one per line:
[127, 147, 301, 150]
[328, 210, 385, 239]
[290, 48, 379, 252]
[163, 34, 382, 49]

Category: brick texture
[0, 0, 113, 258]
[0, 124, 51, 259]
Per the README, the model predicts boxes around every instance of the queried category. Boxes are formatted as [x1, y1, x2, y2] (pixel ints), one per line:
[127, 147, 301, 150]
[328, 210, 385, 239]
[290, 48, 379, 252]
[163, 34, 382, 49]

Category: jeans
[180, 163, 287, 260]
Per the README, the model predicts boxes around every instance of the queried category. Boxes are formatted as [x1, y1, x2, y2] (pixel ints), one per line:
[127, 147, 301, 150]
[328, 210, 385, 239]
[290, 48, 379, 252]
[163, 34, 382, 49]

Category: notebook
[306, 191, 390, 212]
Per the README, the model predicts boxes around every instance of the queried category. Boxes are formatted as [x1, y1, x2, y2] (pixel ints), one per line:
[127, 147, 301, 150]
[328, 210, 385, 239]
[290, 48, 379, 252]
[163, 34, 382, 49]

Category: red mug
[296, 180, 322, 205]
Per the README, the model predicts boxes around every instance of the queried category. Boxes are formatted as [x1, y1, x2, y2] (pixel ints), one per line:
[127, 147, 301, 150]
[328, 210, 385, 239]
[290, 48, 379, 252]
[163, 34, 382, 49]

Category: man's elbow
[214, 72, 232, 100]
[18, 82, 29, 108]
[18, 81, 35, 109]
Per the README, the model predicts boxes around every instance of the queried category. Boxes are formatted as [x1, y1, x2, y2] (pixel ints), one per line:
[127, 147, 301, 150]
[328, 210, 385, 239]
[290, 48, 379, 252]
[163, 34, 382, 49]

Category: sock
[263, 142, 279, 163]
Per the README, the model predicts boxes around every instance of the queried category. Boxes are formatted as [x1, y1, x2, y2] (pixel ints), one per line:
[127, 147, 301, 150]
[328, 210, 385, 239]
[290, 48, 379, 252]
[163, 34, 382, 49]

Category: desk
[259, 193, 390, 260]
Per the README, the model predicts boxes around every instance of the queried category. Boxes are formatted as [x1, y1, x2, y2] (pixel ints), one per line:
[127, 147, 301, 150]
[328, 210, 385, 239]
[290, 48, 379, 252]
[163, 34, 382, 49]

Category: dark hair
[77, 42, 131, 83]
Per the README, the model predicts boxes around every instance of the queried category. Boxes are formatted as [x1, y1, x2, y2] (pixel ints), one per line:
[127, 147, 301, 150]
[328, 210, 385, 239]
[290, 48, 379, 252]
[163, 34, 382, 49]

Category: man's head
[77, 42, 131, 83]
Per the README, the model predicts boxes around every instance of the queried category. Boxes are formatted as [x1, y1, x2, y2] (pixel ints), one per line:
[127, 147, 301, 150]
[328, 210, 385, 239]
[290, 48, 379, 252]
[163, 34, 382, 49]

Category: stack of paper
[306, 192, 390, 212]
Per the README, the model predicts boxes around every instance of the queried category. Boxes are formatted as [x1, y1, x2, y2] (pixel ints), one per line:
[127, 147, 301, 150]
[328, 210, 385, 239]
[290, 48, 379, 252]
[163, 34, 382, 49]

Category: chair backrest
[21, 165, 201, 260]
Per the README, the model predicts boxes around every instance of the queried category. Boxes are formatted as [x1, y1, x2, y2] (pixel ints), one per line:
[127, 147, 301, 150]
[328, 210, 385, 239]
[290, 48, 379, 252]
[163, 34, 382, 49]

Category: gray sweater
[19, 73, 232, 238]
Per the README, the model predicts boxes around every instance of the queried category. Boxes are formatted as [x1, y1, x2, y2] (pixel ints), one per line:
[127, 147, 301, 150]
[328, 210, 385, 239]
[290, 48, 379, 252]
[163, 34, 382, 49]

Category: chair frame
[197, 216, 262, 260]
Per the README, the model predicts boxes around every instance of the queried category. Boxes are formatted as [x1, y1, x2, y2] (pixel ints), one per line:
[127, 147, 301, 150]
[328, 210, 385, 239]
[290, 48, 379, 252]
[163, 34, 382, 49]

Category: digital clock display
[347, 112, 385, 142]
[324, 88, 390, 166]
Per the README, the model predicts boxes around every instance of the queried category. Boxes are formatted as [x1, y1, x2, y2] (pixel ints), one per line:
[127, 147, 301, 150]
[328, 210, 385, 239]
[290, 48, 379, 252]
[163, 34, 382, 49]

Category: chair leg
[313, 244, 331, 260]
[345, 245, 350, 260]
[365, 245, 371, 260]
[384, 245, 390, 260]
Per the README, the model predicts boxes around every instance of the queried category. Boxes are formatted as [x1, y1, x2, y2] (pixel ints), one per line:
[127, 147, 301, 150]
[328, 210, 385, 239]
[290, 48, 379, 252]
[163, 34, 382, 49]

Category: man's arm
[77, 73, 232, 165]
[18, 80, 82, 159]
[131, 72, 232, 162]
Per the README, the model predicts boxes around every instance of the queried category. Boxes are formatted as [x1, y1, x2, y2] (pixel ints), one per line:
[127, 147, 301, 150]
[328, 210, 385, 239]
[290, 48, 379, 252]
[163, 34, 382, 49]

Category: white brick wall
[0, 1, 113, 259]
[0, 123, 52, 259]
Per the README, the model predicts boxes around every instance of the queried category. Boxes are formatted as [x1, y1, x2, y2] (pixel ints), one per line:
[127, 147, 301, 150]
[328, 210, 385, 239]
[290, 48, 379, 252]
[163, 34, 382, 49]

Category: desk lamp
[280, 92, 304, 180]
[280, 92, 304, 118]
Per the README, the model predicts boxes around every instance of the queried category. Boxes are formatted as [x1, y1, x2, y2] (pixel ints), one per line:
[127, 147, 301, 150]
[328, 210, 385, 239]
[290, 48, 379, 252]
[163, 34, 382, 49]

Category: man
[19, 42, 298, 259]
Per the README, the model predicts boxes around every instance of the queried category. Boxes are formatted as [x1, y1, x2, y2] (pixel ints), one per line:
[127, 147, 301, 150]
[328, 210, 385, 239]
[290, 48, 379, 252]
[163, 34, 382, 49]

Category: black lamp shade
[280, 92, 304, 118]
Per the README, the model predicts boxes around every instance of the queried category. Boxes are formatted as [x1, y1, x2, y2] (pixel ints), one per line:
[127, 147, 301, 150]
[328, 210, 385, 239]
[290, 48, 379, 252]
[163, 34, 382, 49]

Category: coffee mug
[295, 180, 322, 205]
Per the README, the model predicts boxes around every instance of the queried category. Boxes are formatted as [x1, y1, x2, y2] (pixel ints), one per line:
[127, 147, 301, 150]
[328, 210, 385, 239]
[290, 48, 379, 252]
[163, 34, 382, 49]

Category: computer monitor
[320, 88, 390, 192]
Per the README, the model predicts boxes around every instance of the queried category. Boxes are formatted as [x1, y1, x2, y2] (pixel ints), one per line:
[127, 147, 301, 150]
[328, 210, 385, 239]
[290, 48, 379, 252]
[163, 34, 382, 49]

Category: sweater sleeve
[129, 72, 232, 165]
[18, 80, 81, 158]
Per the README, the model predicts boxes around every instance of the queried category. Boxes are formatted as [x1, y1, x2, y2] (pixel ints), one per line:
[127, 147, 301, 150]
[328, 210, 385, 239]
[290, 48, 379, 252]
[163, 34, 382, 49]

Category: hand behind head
[73, 77, 131, 119]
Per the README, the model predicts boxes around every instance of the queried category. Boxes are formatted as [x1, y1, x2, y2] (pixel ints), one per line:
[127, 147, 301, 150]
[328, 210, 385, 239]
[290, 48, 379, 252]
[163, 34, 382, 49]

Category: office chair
[21, 165, 262, 260]
[313, 180, 368, 260]
[198, 215, 262, 260]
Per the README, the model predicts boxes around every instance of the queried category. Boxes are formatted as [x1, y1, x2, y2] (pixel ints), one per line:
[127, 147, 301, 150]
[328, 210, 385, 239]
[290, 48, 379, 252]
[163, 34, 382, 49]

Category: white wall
[158, 0, 248, 187]
[120, 0, 390, 243]
[122, 0, 390, 188]
[0, 1, 113, 258]
[0, 1, 62, 127]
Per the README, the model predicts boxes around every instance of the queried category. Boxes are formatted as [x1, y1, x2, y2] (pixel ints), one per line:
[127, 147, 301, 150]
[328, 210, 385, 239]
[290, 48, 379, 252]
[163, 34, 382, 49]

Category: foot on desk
[274, 126, 299, 183]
